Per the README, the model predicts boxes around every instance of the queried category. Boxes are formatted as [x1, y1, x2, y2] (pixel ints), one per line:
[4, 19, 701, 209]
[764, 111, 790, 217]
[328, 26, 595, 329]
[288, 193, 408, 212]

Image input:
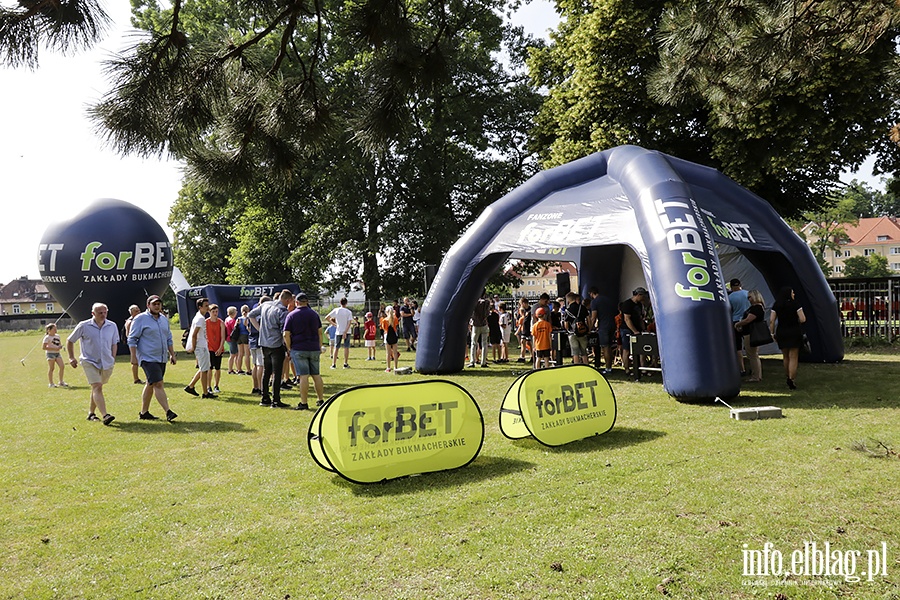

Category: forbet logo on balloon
[39, 240, 171, 283]
[38, 198, 173, 322]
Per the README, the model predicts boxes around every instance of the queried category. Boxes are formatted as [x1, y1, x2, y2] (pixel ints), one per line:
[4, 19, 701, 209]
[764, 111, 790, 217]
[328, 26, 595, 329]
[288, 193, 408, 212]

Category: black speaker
[424, 264, 438, 293]
[556, 272, 571, 297]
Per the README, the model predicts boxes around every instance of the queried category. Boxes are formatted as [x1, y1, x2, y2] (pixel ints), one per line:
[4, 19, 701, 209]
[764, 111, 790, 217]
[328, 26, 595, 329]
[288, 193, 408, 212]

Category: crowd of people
[53, 280, 809, 425]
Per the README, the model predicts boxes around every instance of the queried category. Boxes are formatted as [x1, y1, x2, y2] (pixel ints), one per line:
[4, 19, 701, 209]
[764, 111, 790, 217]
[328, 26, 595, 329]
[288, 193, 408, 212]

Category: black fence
[828, 276, 900, 342]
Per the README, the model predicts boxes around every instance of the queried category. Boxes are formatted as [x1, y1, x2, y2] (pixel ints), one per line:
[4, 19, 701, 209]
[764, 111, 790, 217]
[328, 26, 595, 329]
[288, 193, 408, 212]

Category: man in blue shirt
[249, 289, 293, 408]
[728, 278, 751, 375]
[127, 295, 178, 422]
[283, 292, 325, 410]
[66, 302, 118, 426]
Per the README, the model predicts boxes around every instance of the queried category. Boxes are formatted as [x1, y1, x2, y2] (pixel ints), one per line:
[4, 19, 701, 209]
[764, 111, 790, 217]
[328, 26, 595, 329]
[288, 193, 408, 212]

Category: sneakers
[467, 363, 476, 368]
[295, 403, 310, 411]
[213, 386, 220, 393]
[279, 381, 293, 390]
[343, 363, 350, 369]
[228, 370, 236, 375]
[48, 383, 56, 388]
[139, 411, 160, 420]
[166, 409, 178, 422]
[385, 368, 392, 373]
[201, 393, 218, 399]
[271, 401, 291, 409]
[330, 364, 337, 369]
[133, 379, 144, 384]
[787, 378, 797, 390]
[87, 413, 100, 422]
[251, 387, 262, 394]
[183, 386, 199, 396]
[58, 381, 69, 387]
[316, 399, 325, 407]
[259, 399, 272, 407]
[102, 414, 115, 426]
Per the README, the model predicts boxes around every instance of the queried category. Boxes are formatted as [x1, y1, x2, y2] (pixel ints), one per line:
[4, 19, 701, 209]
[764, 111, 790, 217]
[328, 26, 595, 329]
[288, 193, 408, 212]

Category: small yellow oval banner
[500, 364, 616, 446]
[308, 380, 484, 484]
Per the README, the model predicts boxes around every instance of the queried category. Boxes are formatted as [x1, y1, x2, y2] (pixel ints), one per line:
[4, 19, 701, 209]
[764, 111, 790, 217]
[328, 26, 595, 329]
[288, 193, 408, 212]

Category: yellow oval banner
[500, 364, 616, 446]
[308, 380, 484, 484]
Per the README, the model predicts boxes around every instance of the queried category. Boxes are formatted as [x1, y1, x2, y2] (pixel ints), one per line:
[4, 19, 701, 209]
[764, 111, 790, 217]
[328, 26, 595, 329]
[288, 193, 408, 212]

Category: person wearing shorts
[42, 323, 68, 387]
[184, 297, 215, 398]
[363, 312, 378, 360]
[66, 303, 118, 425]
[283, 292, 325, 410]
[127, 295, 178, 422]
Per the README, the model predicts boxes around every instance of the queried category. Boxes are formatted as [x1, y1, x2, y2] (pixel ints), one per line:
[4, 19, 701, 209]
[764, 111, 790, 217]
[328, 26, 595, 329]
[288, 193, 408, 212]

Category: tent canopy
[415, 146, 842, 400]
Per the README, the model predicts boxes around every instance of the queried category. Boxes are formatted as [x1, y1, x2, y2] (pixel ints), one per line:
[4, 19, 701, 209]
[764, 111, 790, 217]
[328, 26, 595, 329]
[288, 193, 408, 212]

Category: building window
[834, 251, 842, 258]
[864, 249, 876, 256]
[834, 266, 843, 273]
[891, 263, 900, 271]
[877, 235, 889, 241]
[30, 304, 36, 312]
[891, 247, 900, 255]
[844, 250, 851, 257]
[46, 303, 54, 312]
[12, 304, 20, 314]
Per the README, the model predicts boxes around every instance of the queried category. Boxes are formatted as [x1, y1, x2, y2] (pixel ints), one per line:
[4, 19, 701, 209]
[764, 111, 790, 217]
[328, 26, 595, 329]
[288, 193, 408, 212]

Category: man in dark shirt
[469, 290, 492, 367]
[588, 286, 617, 374]
[283, 292, 325, 410]
[619, 287, 648, 376]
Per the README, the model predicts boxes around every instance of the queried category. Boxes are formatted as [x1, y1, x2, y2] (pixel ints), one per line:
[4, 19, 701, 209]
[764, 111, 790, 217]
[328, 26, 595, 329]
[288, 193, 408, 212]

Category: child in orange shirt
[531, 307, 553, 370]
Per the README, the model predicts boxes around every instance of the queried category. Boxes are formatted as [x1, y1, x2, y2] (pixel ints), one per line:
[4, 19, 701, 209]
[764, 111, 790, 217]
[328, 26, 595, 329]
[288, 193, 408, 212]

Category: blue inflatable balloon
[37, 198, 173, 325]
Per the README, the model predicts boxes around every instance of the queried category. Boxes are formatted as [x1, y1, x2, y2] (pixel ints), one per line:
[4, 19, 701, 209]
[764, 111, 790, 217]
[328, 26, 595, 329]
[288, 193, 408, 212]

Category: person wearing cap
[618, 287, 648, 377]
[127, 295, 178, 422]
[728, 278, 751, 375]
[66, 302, 118, 426]
[530, 306, 553, 369]
[363, 311, 378, 360]
[283, 292, 325, 410]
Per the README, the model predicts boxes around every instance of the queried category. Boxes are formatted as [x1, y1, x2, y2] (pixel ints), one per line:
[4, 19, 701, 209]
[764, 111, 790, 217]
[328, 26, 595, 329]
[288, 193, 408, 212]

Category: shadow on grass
[509, 426, 666, 453]
[112, 420, 256, 434]
[339, 455, 536, 497]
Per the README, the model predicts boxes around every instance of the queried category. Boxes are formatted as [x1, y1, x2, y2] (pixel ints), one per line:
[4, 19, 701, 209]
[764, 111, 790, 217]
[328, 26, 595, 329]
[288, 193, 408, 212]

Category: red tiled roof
[842, 217, 900, 247]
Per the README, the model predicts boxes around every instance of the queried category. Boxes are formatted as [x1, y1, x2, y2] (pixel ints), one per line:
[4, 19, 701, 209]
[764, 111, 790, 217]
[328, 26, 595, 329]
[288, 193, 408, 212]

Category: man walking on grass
[67, 302, 118, 426]
[127, 295, 178, 422]
[184, 297, 216, 398]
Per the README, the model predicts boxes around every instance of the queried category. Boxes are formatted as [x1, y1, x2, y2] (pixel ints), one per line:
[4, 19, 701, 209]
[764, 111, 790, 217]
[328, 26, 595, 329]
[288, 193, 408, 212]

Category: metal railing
[828, 276, 900, 342]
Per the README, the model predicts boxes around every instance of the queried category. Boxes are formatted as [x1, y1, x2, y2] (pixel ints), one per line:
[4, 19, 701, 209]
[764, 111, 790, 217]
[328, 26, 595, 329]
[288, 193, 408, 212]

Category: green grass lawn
[2, 332, 899, 599]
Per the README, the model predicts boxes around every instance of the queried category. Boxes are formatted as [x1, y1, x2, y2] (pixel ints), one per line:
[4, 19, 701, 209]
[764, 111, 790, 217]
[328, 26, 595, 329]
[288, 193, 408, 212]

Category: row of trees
[3, 0, 899, 297]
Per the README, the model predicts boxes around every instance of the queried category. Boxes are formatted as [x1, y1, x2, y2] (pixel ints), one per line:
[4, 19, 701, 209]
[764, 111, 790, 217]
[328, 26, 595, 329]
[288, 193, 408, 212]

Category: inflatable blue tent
[175, 283, 303, 329]
[415, 146, 843, 400]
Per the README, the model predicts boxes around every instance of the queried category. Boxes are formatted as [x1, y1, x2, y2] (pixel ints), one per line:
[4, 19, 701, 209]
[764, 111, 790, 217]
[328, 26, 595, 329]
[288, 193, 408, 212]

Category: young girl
[42, 323, 67, 387]
[363, 312, 378, 360]
[498, 302, 511, 363]
[381, 306, 401, 372]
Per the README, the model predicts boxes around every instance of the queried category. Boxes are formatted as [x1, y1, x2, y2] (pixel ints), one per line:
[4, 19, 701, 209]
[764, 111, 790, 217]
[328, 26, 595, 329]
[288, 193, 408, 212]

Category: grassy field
[2, 331, 899, 599]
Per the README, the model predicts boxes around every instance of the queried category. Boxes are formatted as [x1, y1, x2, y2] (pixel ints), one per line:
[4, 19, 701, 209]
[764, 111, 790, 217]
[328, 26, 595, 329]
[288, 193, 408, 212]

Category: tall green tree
[796, 197, 859, 277]
[124, 0, 541, 299]
[530, 0, 900, 217]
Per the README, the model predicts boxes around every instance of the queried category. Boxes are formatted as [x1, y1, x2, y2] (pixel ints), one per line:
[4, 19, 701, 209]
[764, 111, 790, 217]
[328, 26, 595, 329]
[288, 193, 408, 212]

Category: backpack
[567, 304, 589, 336]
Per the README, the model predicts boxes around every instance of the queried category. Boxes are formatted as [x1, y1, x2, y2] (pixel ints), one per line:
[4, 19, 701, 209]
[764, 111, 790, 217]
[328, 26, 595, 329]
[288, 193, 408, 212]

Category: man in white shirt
[184, 297, 215, 398]
[326, 297, 353, 369]
[66, 302, 118, 425]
